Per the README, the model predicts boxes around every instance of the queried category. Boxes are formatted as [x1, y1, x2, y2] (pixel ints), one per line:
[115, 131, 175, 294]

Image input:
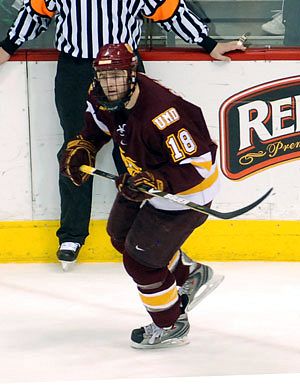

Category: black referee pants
[54, 51, 143, 245]
[55, 53, 94, 245]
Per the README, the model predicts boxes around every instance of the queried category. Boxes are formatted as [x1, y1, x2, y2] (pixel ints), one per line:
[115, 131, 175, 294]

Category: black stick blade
[195, 188, 273, 219]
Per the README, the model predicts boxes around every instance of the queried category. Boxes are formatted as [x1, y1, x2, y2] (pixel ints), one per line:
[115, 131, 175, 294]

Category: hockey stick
[80, 165, 273, 220]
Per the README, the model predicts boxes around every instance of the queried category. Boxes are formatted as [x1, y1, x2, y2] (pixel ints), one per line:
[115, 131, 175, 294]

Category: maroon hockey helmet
[93, 43, 138, 72]
[92, 43, 138, 111]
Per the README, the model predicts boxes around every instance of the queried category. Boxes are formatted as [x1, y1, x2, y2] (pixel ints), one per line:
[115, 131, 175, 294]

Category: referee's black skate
[57, 242, 81, 271]
[180, 252, 224, 311]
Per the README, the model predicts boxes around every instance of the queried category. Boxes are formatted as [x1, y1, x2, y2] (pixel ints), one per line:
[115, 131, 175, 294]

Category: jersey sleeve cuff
[198, 36, 218, 53]
[0, 37, 21, 55]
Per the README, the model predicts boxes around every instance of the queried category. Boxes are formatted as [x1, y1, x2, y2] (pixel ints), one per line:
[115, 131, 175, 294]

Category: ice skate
[131, 313, 190, 349]
[180, 253, 224, 311]
[262, 10, 285, 35]
[57, 242, 81, 271]
[60, 260, 76, 272]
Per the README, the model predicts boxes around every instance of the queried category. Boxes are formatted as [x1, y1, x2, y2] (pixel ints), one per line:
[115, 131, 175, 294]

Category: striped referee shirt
[1, 0, 217, 59]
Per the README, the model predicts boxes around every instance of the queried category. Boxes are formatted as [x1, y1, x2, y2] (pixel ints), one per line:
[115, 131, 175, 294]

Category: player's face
[97, 69, 129, 101]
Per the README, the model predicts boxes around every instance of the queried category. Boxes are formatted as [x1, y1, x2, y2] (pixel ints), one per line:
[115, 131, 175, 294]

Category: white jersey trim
[86, 101, 111, 136]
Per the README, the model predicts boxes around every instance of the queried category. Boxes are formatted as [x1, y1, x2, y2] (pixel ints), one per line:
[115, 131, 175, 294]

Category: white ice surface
[0, 262, 299, 385]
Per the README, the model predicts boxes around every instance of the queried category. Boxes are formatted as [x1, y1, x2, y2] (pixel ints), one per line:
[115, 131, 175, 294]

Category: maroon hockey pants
[107, 193, 210, 327]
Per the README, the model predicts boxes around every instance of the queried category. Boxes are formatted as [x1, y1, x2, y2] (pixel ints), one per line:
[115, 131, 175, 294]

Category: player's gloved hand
[60, 136, 96, 186]
[115, 171, 166, 202]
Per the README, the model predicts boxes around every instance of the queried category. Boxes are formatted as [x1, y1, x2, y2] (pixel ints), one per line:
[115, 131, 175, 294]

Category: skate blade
[187, 274, 224, 311]
[131, 336, 189, 349]
[60, 260, 76, 272]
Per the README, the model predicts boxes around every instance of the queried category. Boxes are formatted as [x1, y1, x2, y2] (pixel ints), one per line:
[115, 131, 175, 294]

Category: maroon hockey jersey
[82, 74, 219, 210]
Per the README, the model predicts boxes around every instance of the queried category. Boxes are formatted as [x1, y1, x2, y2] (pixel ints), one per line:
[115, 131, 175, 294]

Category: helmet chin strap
[98, 97, 127, 112]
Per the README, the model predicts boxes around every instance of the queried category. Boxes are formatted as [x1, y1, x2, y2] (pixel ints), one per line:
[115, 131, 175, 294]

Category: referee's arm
[0, 0, 55, 55]
[143, 0, 217, 53]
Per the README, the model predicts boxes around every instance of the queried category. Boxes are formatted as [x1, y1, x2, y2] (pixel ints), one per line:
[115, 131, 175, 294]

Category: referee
[0, 0, 246, 266]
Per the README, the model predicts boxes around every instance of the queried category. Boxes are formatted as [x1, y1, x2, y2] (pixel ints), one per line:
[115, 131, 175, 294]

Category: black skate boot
[57, 242, 81, 271]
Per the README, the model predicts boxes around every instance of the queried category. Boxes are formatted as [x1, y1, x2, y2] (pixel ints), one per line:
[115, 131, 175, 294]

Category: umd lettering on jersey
[152, 108, 180, 130]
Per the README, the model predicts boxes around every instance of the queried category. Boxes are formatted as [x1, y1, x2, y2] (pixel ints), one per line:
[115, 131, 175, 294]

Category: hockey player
[0, 0, 246, 269]
[60, 43, 224, 348]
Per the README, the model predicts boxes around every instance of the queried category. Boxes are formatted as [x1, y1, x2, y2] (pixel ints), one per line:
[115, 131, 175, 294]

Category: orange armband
[30, 0, 55, 18]
[145, 0, 180, 22]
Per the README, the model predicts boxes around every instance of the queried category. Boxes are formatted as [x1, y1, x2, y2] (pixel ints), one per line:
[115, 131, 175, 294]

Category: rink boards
[0, 49, 299, 262]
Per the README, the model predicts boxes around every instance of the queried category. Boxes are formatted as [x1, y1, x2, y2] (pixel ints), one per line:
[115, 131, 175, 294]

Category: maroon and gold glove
[60, 137, 96, 186]
[115, 171, 166, 202]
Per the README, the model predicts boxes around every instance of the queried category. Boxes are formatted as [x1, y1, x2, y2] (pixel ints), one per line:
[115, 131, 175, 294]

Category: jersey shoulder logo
[152, 107, 180, 130]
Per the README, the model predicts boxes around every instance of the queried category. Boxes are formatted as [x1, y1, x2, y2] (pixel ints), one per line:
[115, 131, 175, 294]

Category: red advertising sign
[219, 76, 300, 180]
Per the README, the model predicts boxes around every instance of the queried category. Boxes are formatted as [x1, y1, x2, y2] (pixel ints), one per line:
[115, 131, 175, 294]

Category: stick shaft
[81, 166, 272, 220]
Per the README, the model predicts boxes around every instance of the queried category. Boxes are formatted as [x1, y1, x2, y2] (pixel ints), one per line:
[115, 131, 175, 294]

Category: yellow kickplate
[0, 220, 299, 263]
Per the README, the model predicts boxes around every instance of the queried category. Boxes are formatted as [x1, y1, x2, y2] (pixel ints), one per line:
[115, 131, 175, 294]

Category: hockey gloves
[115, 171, 166, 202]
[60, 137, 96, 186]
